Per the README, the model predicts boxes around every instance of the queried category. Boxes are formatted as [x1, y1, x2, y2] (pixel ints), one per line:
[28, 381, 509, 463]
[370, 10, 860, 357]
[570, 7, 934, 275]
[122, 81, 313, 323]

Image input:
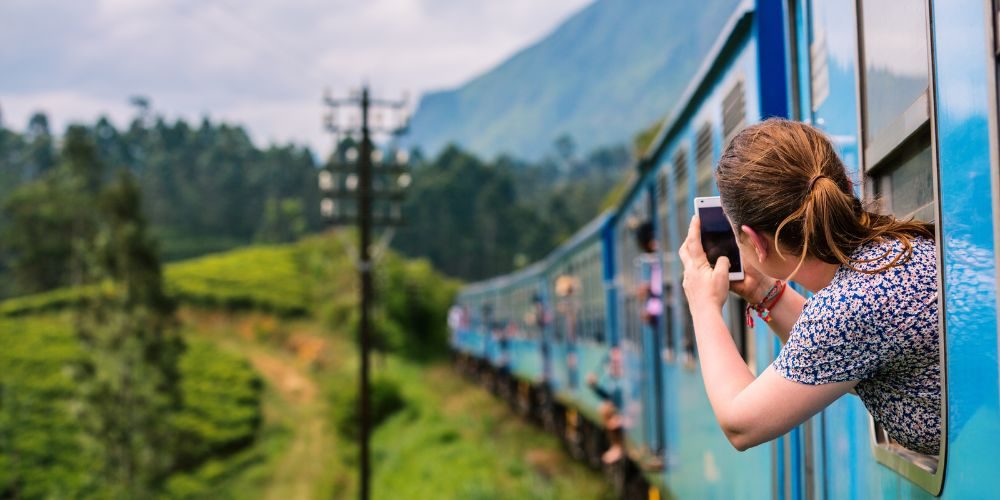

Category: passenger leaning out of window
[679, 118, 939, 455]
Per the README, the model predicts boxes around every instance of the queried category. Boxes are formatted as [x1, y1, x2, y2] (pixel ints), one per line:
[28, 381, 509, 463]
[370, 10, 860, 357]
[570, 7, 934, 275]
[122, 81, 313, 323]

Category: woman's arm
[680, 216, 855, 450]
[734, 271, 806, 345]
[689, 303, 854, 449]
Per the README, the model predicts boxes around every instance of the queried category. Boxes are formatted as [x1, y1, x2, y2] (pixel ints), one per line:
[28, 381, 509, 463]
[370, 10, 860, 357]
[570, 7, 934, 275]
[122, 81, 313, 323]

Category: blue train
[449, 0, 1000, 497]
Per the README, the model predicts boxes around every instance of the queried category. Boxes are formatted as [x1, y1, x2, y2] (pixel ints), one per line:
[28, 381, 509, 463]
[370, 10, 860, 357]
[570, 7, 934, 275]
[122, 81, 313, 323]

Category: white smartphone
[693, 196, 744, 281]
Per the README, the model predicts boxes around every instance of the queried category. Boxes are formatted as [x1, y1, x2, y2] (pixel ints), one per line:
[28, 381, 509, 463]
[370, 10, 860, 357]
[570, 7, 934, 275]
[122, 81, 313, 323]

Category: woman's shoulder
[811, 235, 937, 322]
[847, 235, 936, 272]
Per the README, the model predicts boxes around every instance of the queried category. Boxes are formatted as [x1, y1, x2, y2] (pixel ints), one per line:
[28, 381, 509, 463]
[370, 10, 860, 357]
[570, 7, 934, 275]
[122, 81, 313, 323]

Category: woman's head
[715, 118, 932, 277]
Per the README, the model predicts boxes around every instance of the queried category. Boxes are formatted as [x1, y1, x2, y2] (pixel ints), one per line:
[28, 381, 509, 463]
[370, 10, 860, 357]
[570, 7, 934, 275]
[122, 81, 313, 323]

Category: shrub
[333, 377, 407, 440]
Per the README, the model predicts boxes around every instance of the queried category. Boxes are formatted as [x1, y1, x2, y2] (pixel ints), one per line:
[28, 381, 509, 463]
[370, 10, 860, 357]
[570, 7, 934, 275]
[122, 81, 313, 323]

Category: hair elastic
[807, 174, 828, 192]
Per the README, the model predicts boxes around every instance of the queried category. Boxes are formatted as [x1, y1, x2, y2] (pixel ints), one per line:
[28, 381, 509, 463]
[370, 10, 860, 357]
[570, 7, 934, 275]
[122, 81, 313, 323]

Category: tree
[554, 133, 576, 171]
[25, 112, 56, 177]
[1, 126, 102, 294]
[256, 197, 307, 243]
[72, 164, 183, 496]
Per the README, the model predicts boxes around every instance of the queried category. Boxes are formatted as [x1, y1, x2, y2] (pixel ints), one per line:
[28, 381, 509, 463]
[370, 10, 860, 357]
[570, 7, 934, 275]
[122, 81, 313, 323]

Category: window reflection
[860, 0, 929, 142]
[887, 145, 934, 221]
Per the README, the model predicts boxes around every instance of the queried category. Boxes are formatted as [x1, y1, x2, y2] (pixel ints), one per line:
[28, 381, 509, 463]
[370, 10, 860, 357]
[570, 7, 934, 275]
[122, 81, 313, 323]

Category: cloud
[0, 0, 592, 155]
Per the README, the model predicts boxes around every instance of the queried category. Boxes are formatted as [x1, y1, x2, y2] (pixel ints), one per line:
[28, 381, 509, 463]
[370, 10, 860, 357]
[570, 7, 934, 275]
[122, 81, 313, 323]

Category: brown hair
[715, 118, 933, 277]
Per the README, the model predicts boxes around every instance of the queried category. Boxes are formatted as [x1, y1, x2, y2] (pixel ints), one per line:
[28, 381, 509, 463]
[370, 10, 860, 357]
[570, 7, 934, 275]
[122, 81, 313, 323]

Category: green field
[0, 234, 610, 499]
[0, 314, 262, 499]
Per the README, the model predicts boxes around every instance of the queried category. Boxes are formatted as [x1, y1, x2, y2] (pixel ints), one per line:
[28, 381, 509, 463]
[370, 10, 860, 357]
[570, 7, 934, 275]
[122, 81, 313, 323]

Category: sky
[0, 0, 592, 156]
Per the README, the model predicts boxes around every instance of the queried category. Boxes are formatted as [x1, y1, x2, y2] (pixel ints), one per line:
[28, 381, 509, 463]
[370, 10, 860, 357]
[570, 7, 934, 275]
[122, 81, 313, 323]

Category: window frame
[855, 0, 932, 171]
[670, 145, 699, 369]
[695, 122, 716, 198]
[853, 0, 947, 493]
[656, 169, 678, 362]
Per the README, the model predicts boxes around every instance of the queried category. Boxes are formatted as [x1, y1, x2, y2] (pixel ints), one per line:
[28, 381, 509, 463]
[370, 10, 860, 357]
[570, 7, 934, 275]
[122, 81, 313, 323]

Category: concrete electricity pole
[319, 85, 410, 500]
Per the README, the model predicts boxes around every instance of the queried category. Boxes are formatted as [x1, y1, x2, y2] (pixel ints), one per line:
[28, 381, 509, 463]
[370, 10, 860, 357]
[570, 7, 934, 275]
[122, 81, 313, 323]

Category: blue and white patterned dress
[772, 236, 940, 455]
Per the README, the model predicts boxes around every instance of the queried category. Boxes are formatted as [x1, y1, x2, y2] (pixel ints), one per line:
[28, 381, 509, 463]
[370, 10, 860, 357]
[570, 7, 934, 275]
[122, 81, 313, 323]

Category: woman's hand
[678, 216, 731, 312]
[730, 260, 776, 305]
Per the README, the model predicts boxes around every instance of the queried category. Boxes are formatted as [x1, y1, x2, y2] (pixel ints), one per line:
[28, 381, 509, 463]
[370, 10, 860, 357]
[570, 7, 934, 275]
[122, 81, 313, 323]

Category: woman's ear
[741, 225, 769, 263]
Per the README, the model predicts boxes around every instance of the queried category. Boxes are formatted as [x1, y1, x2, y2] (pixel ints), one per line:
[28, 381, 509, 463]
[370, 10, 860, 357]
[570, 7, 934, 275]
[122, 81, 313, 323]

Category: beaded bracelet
[745, 280, 786, 328]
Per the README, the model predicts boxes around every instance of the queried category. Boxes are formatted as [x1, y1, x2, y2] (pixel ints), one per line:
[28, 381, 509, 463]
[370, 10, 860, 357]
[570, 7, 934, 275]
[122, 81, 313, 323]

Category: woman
[679, 118, 939, 455]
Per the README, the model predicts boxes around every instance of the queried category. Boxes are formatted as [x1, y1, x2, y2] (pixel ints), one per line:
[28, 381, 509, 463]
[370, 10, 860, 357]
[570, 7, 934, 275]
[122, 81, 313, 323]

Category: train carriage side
[634, 0, 1000, 497]
[612, 179, 662, 468]
[501, 262, 549, 391]
[631, 1, 786, 497]
[544, 214, 617, 429]
[454, 285, 489, 362]
[787, 0, 1000, 498]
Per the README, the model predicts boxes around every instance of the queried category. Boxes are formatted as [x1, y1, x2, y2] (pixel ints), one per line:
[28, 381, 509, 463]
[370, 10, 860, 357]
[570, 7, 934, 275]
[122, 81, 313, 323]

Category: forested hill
[404, 0, 741, 160]
[0, 114, 322, 259]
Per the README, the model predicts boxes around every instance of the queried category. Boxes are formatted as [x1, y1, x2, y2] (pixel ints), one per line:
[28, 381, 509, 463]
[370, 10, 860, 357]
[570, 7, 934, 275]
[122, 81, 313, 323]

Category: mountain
[405, 0, 742, 160]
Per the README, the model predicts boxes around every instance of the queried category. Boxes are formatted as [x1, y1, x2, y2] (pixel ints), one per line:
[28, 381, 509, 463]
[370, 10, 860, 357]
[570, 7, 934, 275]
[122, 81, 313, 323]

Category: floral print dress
[772, 236, 940, 455]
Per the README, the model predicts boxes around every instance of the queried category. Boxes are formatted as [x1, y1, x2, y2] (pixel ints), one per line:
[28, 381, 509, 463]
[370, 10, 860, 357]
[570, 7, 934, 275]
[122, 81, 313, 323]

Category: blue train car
[542, 214, 619, 462]
[616, 4, 777, 495]
[778, 0, 1000, 497]
[451, 0, 1000, 497]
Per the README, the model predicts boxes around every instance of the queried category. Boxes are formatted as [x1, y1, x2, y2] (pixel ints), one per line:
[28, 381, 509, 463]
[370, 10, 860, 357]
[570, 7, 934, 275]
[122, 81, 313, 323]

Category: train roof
[541, 211, 613, 269]
[458, 211, 612, 298]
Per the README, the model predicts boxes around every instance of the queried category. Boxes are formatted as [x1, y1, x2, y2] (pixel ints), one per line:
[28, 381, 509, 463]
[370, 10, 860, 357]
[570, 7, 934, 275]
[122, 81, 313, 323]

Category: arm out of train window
[679, 217, 856, 451]
[689, 306, 855, 451]
[731, 273, 806, 345]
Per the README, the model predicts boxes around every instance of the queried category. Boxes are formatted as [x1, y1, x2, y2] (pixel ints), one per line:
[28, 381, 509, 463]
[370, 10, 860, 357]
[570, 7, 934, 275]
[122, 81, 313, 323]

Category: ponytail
[716, 118, 933, 278]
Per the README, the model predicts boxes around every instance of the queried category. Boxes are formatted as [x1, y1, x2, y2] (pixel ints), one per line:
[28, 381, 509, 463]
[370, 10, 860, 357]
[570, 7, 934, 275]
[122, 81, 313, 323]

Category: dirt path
[250, 348, 332, 500]
[181, 310, 339, 500]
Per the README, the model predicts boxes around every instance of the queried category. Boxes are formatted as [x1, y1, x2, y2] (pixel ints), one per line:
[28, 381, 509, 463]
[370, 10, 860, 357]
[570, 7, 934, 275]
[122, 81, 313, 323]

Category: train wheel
[564, 407, 585, 460]
[540, 389, 557, 433]
[583, 420, 605, 470]
[623, 460, 649, 500]
[605, 455, 627, 498]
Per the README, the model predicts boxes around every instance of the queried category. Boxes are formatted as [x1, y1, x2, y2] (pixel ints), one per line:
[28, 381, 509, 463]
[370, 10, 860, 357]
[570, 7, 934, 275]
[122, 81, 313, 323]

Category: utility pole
[319, 85, 410, 500]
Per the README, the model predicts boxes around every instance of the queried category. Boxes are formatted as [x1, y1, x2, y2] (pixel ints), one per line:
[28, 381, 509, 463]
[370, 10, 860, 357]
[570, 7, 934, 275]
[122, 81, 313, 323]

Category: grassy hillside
[0, 314, 263, 499]
[405, 0, 742, 159]
[0, 233, 611, 499]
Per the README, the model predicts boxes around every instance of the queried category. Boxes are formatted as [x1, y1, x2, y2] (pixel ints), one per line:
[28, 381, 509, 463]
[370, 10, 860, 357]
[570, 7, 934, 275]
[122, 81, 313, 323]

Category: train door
[556, 260, 581, 391]
[636, 251, 666, 458]
[632, 185, 666, 460]
[617, 207, 648, 454]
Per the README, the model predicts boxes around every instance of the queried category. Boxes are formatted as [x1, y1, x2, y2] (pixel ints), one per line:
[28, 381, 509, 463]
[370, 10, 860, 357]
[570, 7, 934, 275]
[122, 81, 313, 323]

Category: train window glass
[873, 141, 935, 222]
[722, 79, 746, 145]
[726, 297, 756, 372]
[583, 261, 590, 341]
[670, 147, 697, 363]
[672, 148, 690, 253]
[857, 0, 943, 489]
[810, 22, 830, 112]
[695, 123, 715, 197]
[671, 149, 690, 356]
[858, 0, 930, 163]
[589, 253, 597, 342]
[656, 171, 668, 205]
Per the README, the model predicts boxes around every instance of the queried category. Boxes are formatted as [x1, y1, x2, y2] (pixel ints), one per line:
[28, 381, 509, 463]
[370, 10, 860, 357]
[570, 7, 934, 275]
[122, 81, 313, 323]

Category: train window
[726, 297, 756, 372]
[670, 147, 697, 363]
[722, 79, 746, 145]
[672, 148, 690, 252]
[856, 0, 943, 491]
[654, 165, 676, 360]
[656, 171, 668, 205]
[695, 123, 715, 197]
[858, 0, 930, 167]
[872, 141, 935, 222]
